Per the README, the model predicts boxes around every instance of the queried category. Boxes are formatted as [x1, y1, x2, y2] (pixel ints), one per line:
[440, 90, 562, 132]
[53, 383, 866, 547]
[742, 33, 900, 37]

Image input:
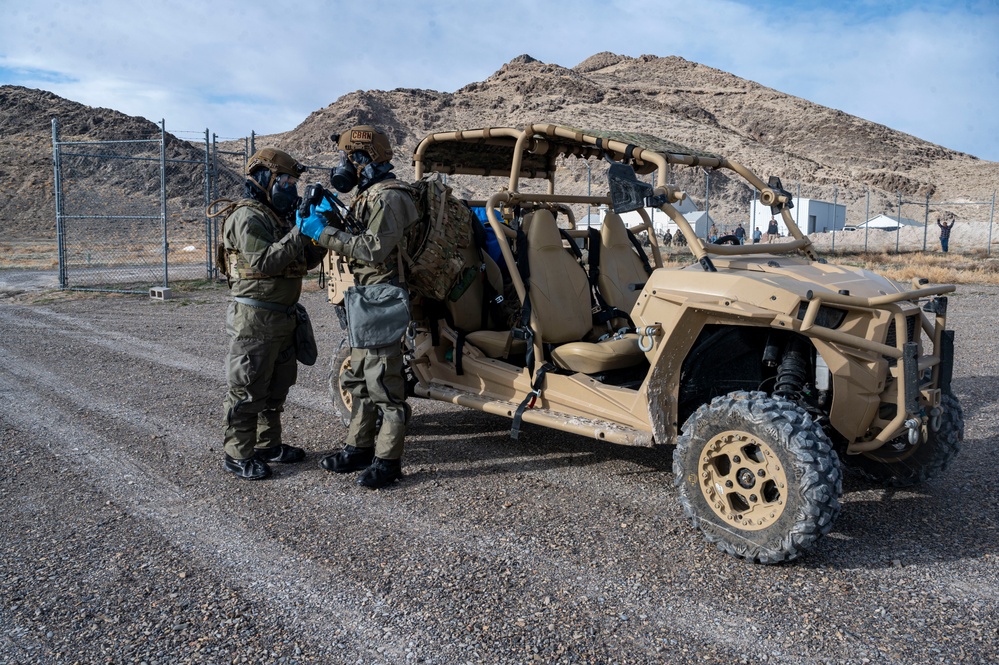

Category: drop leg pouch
[344, 284, 411, 349]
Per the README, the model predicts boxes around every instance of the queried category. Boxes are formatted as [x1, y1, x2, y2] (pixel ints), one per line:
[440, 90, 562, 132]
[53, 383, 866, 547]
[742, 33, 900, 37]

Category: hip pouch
[344, 284, 411, 349]
[294, 303, 319, 366]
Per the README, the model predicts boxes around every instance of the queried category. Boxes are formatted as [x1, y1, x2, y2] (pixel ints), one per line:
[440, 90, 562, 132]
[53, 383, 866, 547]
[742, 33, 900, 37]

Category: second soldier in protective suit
[297, 126, 420, 489]
[220, 148, 327, 480]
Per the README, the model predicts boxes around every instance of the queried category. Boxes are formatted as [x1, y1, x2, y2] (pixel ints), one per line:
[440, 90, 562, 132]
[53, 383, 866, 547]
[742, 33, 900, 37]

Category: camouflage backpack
[392, 173, 473, 301]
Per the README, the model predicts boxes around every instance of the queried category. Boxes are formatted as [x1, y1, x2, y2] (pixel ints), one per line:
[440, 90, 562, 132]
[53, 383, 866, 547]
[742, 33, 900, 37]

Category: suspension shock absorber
[774, 337, 811, 399]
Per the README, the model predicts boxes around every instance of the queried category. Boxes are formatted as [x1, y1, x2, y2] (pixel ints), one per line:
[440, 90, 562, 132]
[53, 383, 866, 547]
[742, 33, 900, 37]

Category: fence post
[922, 193, 929, 252]
[203, 129, 211, 279]
[795, 182, 801, 228]
[989, 190, 996, 258]
[160, 120, 169, 287]
[704, 169, 710, 240]
[52, 118, 67, 288]
[831, 186, 838, 252]
[864, 187, 870, 253]
[895, 190, 902, 254]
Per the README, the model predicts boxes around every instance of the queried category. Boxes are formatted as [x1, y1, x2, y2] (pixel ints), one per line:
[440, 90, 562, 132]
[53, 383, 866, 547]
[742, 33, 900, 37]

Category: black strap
[585, 228, 633, 327]
[513, 295, 535, 374]
[511, 362, 555, 440]
[625, 229, 654, 275]
[469, 218, 494, 330]
[454, 331, 466, 376]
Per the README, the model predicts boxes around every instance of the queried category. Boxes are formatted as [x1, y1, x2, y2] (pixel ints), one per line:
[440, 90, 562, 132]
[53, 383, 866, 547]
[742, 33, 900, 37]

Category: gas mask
[269, 173, 300, 217]
[330, 150, 363, 193]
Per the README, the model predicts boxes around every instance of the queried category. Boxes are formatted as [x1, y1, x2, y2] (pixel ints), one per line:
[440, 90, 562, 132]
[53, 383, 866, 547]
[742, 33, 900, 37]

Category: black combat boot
[223, 454, 271, 481]
[357, 457, 403, 489]
[320, 445, 375, 473]
[255, 443, 305, 464]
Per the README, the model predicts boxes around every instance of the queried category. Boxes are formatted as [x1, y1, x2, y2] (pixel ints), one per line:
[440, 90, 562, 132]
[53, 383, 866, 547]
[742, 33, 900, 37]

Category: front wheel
[673, 391, 842, 564]
[842, 391, 963, 487]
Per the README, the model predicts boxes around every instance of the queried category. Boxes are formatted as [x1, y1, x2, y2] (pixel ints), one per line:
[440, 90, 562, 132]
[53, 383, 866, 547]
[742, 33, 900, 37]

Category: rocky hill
[3, 53, 997, 241]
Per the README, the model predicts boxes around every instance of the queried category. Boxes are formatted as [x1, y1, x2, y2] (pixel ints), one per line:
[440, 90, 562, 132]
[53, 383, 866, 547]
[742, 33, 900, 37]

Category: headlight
[796, 303, 847, 330]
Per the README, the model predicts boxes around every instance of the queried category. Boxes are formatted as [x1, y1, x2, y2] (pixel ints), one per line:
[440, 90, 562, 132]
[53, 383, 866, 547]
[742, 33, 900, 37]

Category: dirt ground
[1, 281, 997, 664]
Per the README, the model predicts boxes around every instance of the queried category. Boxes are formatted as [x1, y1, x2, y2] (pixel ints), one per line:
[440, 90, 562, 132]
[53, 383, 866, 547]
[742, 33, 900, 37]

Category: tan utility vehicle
[324, 124, 962, 563]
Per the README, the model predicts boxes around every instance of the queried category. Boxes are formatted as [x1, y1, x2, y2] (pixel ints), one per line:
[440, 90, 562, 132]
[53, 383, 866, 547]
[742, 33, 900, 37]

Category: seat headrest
[601, 212, 632, 245]
[525, 209, 563, 249]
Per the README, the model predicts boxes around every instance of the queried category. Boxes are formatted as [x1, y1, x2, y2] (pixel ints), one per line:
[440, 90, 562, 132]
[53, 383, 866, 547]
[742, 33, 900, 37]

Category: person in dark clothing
[937, 216, 955, 252]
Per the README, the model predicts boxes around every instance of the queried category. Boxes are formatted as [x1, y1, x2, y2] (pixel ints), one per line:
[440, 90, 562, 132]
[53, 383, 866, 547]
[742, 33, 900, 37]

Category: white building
[583, 197, 702, 236]
[750, 198, 847, 236]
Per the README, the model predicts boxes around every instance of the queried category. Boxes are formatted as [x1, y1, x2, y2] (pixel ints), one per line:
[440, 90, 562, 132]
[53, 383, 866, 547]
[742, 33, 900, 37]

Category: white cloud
[1, 0, 997, 159]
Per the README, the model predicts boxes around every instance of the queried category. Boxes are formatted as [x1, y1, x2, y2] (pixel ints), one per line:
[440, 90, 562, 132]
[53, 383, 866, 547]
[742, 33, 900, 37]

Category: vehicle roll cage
[412, 123, 820, 303]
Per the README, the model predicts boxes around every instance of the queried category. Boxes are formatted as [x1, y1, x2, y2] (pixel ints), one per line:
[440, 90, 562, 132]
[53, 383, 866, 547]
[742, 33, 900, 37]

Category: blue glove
[296, 197, 332, 240]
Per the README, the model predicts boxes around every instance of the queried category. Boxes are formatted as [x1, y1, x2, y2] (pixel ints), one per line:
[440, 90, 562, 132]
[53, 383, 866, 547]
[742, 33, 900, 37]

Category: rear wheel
[673, 391, 842, 563]
[328, 339, 352, 427]
[842, 391, 963, 487]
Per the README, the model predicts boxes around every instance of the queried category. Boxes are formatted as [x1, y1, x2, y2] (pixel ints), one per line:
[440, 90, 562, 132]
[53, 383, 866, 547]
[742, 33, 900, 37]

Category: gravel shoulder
[1, 282, 997, 664]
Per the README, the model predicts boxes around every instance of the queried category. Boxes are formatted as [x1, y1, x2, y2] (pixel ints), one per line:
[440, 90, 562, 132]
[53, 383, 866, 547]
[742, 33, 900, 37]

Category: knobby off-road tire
[328, 339, 352, 427]
[673, 391, 842, 564]
[843, 391, 964, 488]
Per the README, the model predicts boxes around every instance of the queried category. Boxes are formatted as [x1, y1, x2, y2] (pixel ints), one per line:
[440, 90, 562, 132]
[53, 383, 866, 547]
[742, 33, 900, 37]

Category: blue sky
[2, 0, 998, 161]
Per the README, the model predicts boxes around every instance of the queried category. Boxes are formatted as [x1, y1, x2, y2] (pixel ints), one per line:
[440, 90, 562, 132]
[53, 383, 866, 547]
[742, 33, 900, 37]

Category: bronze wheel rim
[339, 356, 352, 412]
[697, 430, 789, 531]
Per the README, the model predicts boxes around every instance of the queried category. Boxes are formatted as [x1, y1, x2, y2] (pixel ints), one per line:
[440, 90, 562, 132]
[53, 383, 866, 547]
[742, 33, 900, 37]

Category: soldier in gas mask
[220, 148, 327, 480]
[297, 126, 420, 489]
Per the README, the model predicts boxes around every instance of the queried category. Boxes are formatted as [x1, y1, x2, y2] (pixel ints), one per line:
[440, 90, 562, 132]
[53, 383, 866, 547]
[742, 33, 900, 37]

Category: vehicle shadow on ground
[402, 408, 674, 482]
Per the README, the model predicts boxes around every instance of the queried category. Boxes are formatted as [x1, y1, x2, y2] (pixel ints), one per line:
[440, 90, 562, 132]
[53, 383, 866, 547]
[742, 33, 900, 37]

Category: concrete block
[149, 286, 172, 300]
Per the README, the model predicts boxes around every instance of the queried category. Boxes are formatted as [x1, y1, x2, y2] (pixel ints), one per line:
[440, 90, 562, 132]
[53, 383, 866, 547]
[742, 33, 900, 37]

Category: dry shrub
[840, 251, 999, 285]
[0, 242, 59, 269]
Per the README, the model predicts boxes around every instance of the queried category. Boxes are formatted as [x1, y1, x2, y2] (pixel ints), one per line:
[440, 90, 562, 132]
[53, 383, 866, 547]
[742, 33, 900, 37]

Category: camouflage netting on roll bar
[563, 128, 721, 160]
[421, 140, 537, 177]
[418, 126, 720, 178]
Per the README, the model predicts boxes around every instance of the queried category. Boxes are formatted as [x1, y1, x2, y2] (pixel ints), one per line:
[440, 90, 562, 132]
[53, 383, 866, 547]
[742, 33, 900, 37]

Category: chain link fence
[707, 174, 997, 257]
[53, 119, 248, 293]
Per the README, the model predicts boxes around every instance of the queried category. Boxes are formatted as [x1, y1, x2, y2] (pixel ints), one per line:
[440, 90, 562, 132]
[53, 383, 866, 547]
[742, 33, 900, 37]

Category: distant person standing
[752, 227, 762, 244]
[937, 216, 955, 252]
[662, 228, 673, 247]
[734, 223, 746, 244]
[766, 217, 780, 243]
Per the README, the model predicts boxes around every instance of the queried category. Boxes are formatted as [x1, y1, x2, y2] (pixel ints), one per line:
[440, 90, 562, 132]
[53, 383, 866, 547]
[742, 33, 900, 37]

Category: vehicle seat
[524, 209, 645, 374]
[596, 212, 649, 315]
[453, 227, 527, 358]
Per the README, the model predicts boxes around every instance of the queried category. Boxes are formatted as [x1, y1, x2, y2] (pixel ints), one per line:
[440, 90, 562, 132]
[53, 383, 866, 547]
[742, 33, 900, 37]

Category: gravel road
[1, 281, 997, 665]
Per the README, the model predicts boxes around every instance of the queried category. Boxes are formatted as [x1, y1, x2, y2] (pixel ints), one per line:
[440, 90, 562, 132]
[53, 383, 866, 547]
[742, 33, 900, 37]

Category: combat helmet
[246, 147, 307, 179]
[336, 126, 393, 164]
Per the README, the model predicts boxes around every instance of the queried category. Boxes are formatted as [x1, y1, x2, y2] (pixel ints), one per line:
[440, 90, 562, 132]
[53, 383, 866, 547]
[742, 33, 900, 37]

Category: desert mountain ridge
[2, 52, 996, 240]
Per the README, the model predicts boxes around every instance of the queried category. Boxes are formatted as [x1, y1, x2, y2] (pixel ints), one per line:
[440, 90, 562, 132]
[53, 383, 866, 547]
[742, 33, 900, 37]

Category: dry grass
[830, 250, 999, 285]
[656, 246, 999, 285]
[0, 242, 60, 270]
[4, 241, 998, 288]
[0, 241, 207, 270]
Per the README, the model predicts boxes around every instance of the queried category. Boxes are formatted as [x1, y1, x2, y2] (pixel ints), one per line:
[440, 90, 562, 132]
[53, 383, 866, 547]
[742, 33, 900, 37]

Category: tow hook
[638, 325, 662, 352]
[929, 406, 943, 432]
[905, 418, 923, 446]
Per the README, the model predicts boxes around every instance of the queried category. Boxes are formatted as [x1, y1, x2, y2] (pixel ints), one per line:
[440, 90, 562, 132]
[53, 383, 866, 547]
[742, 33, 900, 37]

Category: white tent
[683, 211, 720, 238]
[858, 214, 921, 230]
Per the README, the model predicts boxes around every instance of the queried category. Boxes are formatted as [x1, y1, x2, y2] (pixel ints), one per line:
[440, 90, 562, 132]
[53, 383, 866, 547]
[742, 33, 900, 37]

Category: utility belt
[233, 296, 296, 315]
[233, 297, 318, 366]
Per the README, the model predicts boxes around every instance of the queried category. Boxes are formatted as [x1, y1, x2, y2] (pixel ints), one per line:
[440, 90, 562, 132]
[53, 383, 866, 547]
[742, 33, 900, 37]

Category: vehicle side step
[415, 384, 654, 446]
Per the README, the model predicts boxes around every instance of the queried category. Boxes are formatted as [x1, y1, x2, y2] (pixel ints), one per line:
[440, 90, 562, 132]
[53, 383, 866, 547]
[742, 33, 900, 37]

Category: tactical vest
[357, 176, 471, 301]
[214, 199, 309, 282]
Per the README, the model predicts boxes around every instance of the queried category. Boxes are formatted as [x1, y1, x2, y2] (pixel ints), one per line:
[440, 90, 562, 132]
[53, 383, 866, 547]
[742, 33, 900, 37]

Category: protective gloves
[296, 197, 333, 241]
